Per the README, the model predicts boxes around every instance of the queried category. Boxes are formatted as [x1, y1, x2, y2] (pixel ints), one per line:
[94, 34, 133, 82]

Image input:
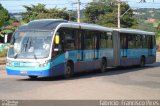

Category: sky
[0, 0, 160, 13]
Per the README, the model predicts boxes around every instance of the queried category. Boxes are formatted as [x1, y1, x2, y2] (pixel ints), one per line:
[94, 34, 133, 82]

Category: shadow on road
[18, 62, 160, 82]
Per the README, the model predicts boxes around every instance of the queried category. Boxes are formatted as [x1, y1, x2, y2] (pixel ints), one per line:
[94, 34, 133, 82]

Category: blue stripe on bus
[120, 56, 156, 66]
[50, 49, 114, 67]
[120, 48, 156, 66]
[120, 48, 156, 58]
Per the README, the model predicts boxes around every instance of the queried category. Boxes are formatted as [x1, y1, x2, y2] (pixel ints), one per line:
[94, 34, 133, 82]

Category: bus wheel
[64, 62, 74, 78]
[140, 57, 145, 67]
[100, 59, 106, 73]
[28, 75, 38, 79]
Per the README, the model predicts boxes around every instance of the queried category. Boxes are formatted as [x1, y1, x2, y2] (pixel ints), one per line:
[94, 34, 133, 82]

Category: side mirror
[55, 35, 60, 44]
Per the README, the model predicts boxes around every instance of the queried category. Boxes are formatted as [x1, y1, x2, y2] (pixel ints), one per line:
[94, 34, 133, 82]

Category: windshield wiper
[30, 38, 37, 60]
[33, 52, 37, 59]
[14, 53, 18, 59]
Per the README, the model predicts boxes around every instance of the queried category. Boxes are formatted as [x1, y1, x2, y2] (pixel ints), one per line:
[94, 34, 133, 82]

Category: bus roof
[114, 28, 155, 35]
[17, 19, 68, 31]
[16, 19, 154, 35]
[57, 21, 113, 32]
[17, 19, 113, 32]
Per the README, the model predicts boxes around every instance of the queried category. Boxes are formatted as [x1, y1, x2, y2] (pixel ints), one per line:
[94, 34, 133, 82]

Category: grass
[156, 37, 160, 52]
[0, 49, 7, 65]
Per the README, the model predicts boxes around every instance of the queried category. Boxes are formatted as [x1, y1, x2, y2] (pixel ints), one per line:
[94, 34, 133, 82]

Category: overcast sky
[0, 0, 160, 13]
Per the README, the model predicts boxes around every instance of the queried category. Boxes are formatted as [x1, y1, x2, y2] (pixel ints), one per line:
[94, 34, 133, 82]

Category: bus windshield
[8, 31, 53, 59]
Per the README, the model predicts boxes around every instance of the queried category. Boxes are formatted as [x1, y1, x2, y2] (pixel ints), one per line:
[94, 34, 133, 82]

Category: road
[0, 54, 160, 100]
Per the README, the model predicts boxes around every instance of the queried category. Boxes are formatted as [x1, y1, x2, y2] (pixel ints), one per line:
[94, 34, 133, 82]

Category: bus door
[121, 34, 127, 57]
[112, 31, 120, 66]
[148, 36, 153, 56]
[79, 30, 84, 61]
[74, 29, 83, 60]
[93, 32, 98, 60]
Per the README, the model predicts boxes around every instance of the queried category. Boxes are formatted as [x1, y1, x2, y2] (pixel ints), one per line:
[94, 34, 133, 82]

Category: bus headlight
[6, 60, 12, 66]
[39, 61, 49, 67]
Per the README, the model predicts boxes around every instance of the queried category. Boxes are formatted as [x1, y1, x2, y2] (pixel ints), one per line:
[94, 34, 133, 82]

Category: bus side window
[94, 31, 99, 49]
[106, 32, 112, 48]
[148, 36, 153, 49]
[128, 34, 136, 49]
[74, 30, 81, 50]
[63, 29, 75, 51]
[136, 35, 142, 48]
[142, 35, 148, 48]
[153, 36, 156, 48]
[100, 32, 107, 49]
[84, 30, 94, 50]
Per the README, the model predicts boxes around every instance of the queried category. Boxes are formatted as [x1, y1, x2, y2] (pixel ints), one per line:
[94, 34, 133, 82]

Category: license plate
[20, 71, 27, 74]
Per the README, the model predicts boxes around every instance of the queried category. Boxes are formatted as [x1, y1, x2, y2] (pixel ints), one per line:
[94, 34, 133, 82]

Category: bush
[0, 49, 7, 57]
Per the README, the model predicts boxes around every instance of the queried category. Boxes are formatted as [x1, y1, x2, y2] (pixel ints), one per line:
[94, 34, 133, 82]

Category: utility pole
[118, 0, 121, 28]
[77, 0, 81, 23]
[68, 10, 72, 21]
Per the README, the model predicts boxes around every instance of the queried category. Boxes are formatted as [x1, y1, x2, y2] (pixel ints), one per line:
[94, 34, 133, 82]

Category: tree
[83, 0, 137, 28]
[156, 23, 160, 38]
[83, 1, 107, 23]
[156, 23, 160, 51]
[0, 3, 10, 28]
[22, 3, 73, 23]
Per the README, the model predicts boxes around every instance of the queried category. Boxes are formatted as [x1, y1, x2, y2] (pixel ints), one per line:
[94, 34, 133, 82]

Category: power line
[2, 1, 160, 8]
[2, 0, 160, 13]
[2, 3, 70, 7]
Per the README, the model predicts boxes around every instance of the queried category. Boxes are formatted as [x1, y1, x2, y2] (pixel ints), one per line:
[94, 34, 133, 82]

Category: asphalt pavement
[0, 53, 160, 100]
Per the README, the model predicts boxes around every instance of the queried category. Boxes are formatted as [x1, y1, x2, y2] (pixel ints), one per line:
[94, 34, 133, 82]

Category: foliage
[83, 1, 108, 23]
[156, 23, 160, 45]
[134, 8, 160, 20]
[83, 0, 137, 28]
[0, 49, 7, 57]
[0, 20, 20, 38]
[22, 3, 75, 23]
[134, 20, 155, 32]
[0, 3, 10, 28]
[132, 8, 160, 32]
[157, 23, 160, 36]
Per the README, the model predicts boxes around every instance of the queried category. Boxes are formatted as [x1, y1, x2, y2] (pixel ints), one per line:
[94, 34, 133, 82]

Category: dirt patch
[0, 57, 6, 65]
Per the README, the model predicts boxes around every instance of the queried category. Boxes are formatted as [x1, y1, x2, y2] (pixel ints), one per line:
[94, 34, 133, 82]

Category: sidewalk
[0, 57, 6, 64]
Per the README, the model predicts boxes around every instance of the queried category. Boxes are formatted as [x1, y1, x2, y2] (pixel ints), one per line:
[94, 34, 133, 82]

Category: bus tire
[28, 75, 38, 79]
[64, 62, 74, 78]
[100, 59, 106, 73]
[140, 57, 145, 67]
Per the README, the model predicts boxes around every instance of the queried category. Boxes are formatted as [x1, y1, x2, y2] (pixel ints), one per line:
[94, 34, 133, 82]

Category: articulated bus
[6, 19, 156, 79]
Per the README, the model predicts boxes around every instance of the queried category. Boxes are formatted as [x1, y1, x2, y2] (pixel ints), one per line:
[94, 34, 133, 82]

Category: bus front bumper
[6, 66, 51, 77]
